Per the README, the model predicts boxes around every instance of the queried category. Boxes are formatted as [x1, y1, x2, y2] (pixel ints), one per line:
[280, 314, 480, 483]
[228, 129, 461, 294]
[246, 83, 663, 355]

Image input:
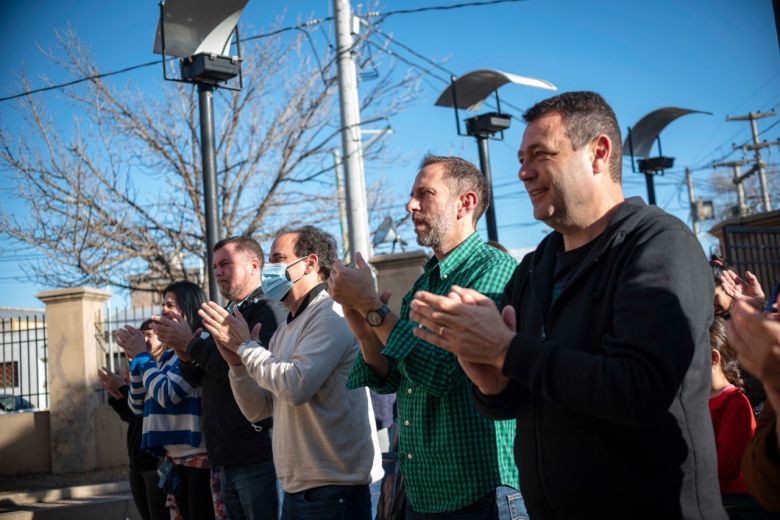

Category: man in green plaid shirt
[328, 154, 522, 518]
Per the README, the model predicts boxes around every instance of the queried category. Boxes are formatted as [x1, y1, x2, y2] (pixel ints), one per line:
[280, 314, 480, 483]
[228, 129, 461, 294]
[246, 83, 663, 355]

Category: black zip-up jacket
[474, 198, 726, 519]
[180, 286, 287, 468]
[107, 385, 160, 471]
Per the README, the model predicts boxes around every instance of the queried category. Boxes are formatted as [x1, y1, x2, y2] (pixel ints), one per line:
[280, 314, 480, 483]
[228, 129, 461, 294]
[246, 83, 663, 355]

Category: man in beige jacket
[199, 225, 383, 520]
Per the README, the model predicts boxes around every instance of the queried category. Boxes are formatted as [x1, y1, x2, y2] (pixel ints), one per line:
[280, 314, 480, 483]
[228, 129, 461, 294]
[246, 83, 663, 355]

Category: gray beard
[414, 214, 453, 250]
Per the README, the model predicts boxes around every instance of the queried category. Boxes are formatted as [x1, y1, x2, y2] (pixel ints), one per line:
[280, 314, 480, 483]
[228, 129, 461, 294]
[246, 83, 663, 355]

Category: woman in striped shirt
[119, 281, 213, 520]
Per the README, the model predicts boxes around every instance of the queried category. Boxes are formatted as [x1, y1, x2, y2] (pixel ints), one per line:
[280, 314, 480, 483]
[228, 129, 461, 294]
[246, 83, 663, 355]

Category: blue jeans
[497, 486, 528, 520]
[281, 484, 371, 520]
[221, 461, 278, 520]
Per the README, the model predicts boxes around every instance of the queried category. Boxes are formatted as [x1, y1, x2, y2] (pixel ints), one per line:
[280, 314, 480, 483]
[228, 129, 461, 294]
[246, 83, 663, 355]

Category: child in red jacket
[709, 316, 758, 514]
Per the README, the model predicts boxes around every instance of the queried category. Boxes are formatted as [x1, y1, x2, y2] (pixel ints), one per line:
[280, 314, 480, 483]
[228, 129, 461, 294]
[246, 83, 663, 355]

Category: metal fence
[0, 314, 48, 412]
[722, 226, 780, 295]
[95, 305, 156, 375]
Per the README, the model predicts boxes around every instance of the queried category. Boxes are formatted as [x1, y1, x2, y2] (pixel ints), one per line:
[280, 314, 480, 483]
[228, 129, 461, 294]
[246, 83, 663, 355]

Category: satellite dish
[372, 216, 407, 252]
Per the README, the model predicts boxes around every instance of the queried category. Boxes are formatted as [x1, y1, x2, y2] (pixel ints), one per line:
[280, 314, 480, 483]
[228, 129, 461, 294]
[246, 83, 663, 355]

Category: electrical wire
[368, 25, 528, 115]
[0, 60, 160, 102]
[367, 0, 525, 20]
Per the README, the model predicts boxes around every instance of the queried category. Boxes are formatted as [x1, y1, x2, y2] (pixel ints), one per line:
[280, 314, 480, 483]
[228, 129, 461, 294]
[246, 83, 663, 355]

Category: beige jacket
[229, 289, 383, 493]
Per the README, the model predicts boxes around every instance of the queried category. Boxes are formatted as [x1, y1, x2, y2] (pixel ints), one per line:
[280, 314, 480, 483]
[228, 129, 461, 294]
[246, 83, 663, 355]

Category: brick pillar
[37, 287, 111, 473]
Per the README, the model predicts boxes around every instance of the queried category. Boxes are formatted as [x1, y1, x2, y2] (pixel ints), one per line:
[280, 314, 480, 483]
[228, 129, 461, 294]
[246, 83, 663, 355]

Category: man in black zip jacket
[153, 236, 286, 520]
[101, 357, 167, 520]
[409, 92, 726, 519]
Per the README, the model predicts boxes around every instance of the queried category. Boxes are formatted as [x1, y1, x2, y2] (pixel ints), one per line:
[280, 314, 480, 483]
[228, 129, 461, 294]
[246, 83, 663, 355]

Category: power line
[365, 40, 450, 83]
[368, 0, 525, 20]
[370, 25, 454, 80]
[368, 26, 527, 115]
[0, 60, 161, 102]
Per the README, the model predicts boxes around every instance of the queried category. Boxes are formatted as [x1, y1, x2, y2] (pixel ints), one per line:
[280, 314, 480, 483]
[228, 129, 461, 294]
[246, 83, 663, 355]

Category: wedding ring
[438, 326, 445, 337]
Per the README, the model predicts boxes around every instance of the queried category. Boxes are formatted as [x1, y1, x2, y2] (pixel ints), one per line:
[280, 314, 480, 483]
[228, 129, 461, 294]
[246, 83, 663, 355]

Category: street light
[624, 107, 710, 206]
[153, 0, 248, 301]
[435, 69, 556, 242]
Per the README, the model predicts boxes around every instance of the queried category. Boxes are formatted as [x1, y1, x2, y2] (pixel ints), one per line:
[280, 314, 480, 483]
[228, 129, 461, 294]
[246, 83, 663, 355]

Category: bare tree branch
[1, 19, 418, 291]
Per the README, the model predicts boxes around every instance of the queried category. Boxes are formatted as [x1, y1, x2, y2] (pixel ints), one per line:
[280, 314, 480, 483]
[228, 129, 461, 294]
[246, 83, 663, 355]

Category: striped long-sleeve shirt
[129, 349, 205, 459]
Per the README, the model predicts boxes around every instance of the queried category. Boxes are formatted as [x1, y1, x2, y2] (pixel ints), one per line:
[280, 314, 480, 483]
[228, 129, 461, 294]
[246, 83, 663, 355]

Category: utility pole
[685, 168, 699, 235]
[334, 0, 371, 261]
[332, 148, 350, 263]
[712, 159, 751, 218]
[726, 110, 777, 212]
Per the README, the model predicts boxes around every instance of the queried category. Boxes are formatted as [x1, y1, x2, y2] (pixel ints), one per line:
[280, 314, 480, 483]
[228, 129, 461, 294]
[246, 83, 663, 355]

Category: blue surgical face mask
[261, 257, 307, 302]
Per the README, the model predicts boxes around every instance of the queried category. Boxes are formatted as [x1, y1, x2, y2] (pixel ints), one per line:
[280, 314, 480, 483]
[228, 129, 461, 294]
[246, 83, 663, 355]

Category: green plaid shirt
[348, 232, 519, 513]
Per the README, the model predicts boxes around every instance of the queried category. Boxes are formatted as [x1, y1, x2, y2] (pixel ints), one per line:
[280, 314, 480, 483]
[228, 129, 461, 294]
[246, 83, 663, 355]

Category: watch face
[366, 310, 382, 326]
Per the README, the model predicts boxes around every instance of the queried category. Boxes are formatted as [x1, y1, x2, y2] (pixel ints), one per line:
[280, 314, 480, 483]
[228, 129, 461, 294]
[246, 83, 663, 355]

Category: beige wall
[95, 405, 130, 468]
[371, 250, 429, 315]
[0, 405, 130, 476]
[0, 411, 51, 475]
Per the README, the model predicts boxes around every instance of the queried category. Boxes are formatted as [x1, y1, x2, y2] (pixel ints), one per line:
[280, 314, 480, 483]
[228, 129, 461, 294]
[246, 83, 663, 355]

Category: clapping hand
[116, 326, 147, 360]
[98, 367, 126, 399]
[198, 302, 252, 353]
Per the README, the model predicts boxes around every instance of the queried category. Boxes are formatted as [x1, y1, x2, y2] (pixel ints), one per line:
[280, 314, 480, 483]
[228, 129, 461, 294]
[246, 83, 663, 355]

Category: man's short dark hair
[419, 153, 488, 224]
[276, 225, 338, 281]
[523, 91, 622, 182]
[214, 236, 264, 265]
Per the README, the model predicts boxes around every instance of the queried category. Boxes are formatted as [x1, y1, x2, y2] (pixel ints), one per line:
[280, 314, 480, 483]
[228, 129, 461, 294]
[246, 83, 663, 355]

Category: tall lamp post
[435, 69, 556, 242]
[624, 107, 710, 206]
[153, 0, 248, 301]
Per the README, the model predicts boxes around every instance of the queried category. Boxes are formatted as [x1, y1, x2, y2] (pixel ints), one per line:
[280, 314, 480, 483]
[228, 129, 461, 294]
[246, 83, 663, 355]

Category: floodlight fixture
[464, 112, 512, 137]
[372, 216, 408, 253]
[435, 69, 557, 242]
[152, 0, 249, 301]
[624, 107, 711, 206]
[154, 0, 247, 88]
[637, 156, 675, 173]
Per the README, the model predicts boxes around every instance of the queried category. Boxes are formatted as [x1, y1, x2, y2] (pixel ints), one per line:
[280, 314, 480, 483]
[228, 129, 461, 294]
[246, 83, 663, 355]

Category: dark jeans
[281, 484, 371, 520]
[221, 461, 278, 520]
[405, 490, 497, 520]
[128, 467, 168, 520]
[174, 465, 215, 520]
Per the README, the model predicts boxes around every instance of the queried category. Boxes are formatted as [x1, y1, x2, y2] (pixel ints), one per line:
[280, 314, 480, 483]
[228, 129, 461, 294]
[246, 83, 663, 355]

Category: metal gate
[722, 226, 780, 296]
[0, 314, 48, 411]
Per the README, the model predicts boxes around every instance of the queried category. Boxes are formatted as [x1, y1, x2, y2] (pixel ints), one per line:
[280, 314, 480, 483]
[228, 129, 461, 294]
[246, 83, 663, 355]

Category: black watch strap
[366, 304, 390, 327]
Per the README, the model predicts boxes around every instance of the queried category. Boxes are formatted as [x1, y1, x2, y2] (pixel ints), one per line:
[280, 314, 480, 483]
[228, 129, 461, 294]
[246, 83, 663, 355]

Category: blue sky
[1, 0, 778, 309]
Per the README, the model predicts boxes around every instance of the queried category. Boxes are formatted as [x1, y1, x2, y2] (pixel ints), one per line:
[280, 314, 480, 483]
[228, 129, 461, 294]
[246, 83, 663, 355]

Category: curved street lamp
[435, 69, 556, 242]
[153, 0, 248, 301]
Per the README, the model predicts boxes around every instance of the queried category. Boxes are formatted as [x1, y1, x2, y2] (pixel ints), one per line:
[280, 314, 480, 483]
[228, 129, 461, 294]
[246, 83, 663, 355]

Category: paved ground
[0, 466, 127, 494]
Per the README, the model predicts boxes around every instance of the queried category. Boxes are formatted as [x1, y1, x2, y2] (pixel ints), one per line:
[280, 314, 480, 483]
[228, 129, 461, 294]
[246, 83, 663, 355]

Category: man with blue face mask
[199, 225, 384, 520]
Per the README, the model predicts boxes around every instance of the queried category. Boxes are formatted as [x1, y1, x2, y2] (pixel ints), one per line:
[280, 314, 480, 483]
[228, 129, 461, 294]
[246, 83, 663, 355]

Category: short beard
[414, 211, 454, 251]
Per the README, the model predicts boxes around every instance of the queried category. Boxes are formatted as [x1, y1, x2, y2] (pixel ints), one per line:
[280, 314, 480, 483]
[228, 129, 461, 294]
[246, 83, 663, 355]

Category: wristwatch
[365, 304, 390, 327]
